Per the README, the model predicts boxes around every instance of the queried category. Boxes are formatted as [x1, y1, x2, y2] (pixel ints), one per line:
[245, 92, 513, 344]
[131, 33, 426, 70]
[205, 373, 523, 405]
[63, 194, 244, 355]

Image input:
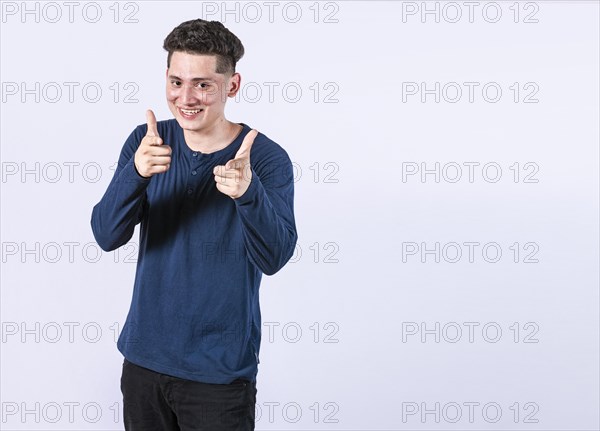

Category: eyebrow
[168, 75, 215, 82]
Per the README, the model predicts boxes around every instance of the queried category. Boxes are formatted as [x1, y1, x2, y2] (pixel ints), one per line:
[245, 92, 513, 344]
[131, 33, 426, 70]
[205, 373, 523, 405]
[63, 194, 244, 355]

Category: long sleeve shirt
[91, 119, 297, 384]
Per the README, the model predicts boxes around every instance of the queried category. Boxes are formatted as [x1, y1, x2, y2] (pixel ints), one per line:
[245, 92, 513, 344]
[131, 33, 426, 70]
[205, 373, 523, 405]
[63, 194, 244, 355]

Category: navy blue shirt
[91, 119, 297, 384]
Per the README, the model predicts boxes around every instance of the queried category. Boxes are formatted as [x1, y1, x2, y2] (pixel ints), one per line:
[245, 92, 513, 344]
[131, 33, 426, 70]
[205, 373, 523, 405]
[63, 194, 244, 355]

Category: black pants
[120, 359, 256, 431]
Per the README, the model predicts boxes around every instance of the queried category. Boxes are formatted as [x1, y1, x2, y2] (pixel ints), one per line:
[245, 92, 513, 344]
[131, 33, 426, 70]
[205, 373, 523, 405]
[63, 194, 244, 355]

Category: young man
[91, 19, 297, 430]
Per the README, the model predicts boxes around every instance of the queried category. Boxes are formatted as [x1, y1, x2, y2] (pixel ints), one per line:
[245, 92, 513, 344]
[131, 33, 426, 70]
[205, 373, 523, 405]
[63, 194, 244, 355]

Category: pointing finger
[146, 109, 159, 137]
[235, 129, 258, 159]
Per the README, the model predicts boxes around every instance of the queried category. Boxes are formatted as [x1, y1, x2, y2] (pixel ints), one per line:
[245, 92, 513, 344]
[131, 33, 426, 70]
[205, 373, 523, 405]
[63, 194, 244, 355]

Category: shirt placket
[185, 150, 212, 202]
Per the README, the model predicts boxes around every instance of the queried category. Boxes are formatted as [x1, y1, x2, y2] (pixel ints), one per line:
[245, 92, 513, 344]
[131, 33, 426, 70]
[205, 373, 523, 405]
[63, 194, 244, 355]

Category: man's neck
[183, 118, 243, 154]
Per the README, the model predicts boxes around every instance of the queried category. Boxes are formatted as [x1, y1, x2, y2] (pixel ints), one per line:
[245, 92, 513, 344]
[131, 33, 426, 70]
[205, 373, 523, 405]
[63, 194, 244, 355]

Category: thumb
[145, 109, 159, 137]
[235, 129, 258, 159]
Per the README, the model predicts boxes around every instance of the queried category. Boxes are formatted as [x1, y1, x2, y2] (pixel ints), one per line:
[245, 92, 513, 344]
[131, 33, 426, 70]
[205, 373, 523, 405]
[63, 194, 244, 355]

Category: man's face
[166, 51, 239, 133]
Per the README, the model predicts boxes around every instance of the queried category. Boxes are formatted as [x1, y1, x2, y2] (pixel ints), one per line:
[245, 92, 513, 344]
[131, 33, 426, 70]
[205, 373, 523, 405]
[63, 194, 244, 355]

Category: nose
[179, 84, 198, 106]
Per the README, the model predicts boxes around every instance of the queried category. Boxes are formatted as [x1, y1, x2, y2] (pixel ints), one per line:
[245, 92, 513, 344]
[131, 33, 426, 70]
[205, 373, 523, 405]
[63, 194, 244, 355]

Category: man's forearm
[91, 156, 149, 252]
[234, 169, 297, 276]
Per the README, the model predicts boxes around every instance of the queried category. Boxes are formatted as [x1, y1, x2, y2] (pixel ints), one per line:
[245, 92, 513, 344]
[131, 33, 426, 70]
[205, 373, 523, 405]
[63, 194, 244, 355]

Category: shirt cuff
[234, 168, 262, 205]
[119, 157, 152, 184]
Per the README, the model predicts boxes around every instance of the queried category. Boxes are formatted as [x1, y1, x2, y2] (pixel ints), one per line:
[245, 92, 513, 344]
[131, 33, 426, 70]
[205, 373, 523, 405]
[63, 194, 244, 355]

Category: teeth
[181, 108, 201, 115]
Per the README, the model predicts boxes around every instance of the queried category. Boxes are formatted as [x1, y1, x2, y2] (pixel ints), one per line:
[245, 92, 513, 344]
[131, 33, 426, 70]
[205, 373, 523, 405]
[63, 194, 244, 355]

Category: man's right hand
[134, 109, 172, 178]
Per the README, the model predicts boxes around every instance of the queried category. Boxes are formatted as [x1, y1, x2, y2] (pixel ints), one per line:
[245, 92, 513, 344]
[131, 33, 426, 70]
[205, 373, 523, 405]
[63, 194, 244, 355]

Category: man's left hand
[214, 129, 258, 199]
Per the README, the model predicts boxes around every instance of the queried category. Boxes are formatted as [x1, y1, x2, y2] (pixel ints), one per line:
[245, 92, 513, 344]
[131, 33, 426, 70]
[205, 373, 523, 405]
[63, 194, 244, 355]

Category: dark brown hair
[163, 19, 245, 75]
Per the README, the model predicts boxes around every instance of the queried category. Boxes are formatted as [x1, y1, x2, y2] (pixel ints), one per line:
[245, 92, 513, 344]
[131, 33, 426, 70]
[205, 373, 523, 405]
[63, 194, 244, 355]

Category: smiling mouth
[179, 107, 204, 118]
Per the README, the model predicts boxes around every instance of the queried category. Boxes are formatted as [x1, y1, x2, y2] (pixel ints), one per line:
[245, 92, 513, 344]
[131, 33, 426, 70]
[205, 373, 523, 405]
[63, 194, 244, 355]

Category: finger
[139, 160, 170, 176]
[213, 165, 225, 176]
[234, 129, 258, 159]
[225, 158, 250, 172]
[214, 172, 231, 184]
[148, 155, 171, 165]
[213, 168, 240, 180]
[146, 109, 159, 137]
[215, 181, 230, 194]
[146, 144, 171, 156]
[225, 158, 246, 170]
[143, 136, 164, 147]
[146, 164, 170, 176]
[214, 164, 239, 174]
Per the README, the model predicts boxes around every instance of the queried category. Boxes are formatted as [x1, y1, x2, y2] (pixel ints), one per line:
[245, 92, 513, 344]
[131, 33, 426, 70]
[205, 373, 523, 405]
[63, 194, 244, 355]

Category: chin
[177, 119, 202, 131]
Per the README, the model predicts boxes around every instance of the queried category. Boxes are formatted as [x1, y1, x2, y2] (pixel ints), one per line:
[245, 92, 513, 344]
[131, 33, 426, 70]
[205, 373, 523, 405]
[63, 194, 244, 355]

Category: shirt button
[192, 152, 198, 157]
[187, 189, 193, 195]
[191, 170, 197, 176]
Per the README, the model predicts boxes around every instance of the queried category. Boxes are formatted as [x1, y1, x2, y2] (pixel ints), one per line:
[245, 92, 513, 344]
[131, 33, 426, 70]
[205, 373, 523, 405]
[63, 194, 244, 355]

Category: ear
[226, 72, 241, 98]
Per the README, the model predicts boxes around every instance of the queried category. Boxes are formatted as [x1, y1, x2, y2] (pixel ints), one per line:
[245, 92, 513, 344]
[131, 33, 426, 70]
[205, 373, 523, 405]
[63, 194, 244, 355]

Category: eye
[171, 80, 181, 87]
[197, 82, 210, 89]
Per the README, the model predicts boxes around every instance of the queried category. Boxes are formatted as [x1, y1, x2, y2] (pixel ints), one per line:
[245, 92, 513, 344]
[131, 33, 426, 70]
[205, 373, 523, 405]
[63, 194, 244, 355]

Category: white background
[1, 1, 599, 430]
